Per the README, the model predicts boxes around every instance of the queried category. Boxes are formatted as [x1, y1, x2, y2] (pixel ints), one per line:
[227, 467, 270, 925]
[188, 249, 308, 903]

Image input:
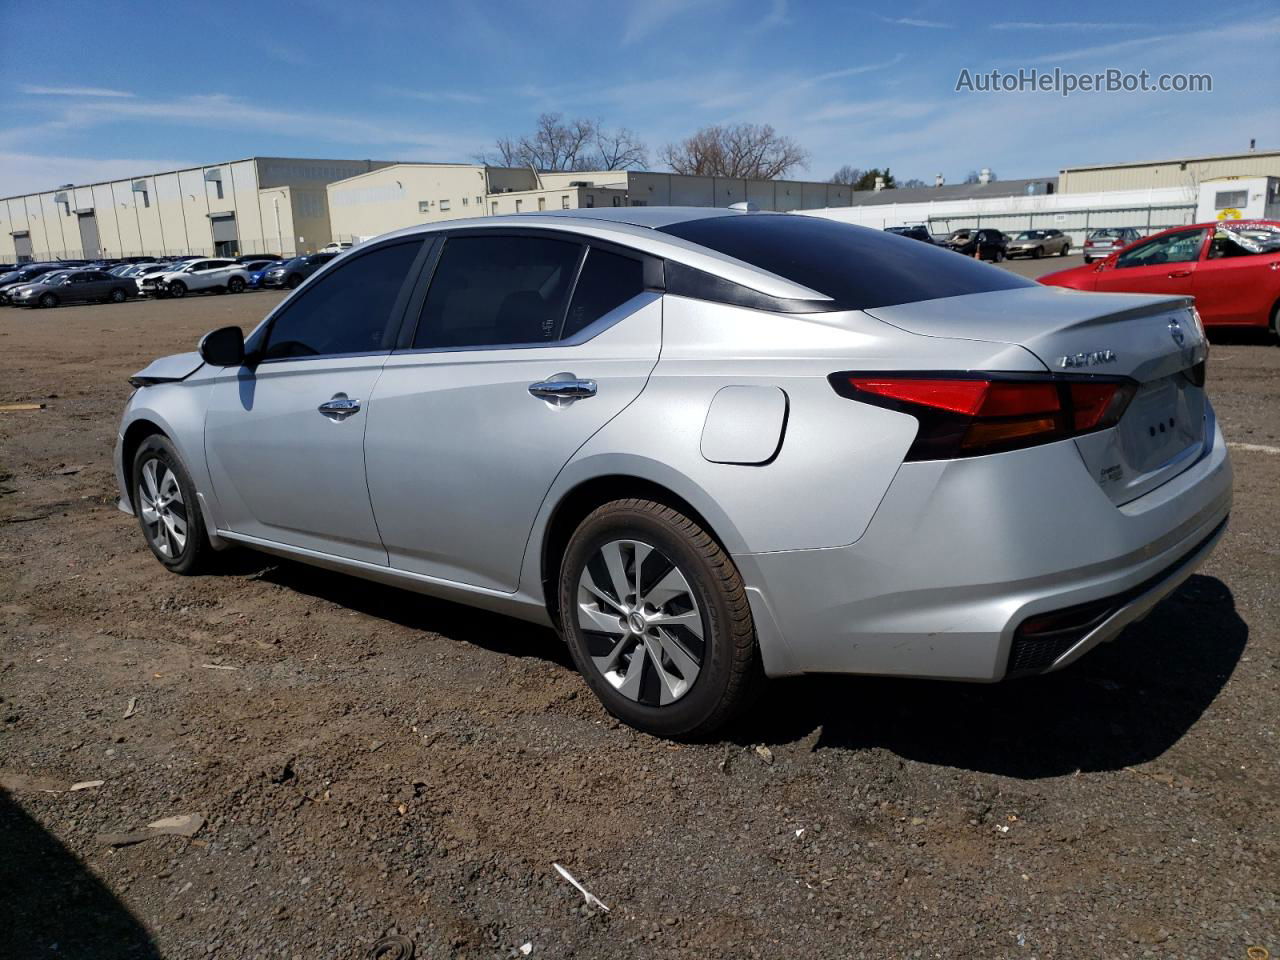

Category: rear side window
[562, 248, 645, 339]
[659, 215, 1033, 309]
[260, 240, 421, 360]
[412, 236, 582, 349]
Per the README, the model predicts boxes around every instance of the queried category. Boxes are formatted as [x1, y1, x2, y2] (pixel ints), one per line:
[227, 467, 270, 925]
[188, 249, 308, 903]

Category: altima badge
[1058, 350, 1117, 368]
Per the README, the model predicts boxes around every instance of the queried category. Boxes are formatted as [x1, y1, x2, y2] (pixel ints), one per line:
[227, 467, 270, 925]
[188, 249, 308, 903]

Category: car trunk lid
[864, 286, 1210, 505]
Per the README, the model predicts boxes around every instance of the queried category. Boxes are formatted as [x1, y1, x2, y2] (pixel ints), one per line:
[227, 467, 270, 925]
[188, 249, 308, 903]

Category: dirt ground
[1, 285, 1276, 960]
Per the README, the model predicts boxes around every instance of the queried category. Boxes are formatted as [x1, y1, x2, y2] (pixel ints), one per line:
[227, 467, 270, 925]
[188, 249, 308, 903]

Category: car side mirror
[198, 325, 246, 367]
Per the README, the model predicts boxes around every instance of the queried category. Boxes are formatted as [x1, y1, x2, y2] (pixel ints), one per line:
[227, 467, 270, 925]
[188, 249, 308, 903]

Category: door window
[561, 248, 646, 339]
[259, 240, 422, 361]
[1116, 229, 1206, 268]
[1207, 224, 1280, 259]
[411, 235, 582, 349]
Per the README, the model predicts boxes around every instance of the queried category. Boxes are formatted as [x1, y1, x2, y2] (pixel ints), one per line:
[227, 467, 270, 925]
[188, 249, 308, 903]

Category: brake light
[831, 373, 1137, 460]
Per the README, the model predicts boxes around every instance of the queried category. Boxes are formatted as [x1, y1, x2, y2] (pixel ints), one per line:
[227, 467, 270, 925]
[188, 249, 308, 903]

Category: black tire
[1270, 301, 1280, 345]
[109, 287, 127, 303]
[228, 276, 245, 293]
[1084, 256, 1093, 265]
[558, 499, 760, 738]
[286, 274, 302, 289]
[168, 281, 187, 299]
[1059, 242, 1070, 256]
[38, 293, 57, 308]
[1032, 246, 1043, 259]
[131, 435, 213, 575]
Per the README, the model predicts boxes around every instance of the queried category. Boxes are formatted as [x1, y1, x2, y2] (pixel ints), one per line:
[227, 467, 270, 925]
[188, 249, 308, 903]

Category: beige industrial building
[0, 156, 391, 262]
[327, 163, 856, 243]
[1058, 148, 1280, 193]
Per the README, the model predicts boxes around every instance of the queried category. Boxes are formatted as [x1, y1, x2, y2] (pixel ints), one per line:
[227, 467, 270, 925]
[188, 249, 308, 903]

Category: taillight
[830, 373, 1137, 460]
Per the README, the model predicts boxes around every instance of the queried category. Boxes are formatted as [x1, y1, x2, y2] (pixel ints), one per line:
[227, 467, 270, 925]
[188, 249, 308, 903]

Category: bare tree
[487, 114, 647, 171]
[661, 123, 809, 180]
[900, 177, 926, 188]
[830, 165, 864, 185]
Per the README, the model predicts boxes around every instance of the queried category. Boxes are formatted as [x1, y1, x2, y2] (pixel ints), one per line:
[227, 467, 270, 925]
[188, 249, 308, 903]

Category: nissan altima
[115, 208, 1231, 737]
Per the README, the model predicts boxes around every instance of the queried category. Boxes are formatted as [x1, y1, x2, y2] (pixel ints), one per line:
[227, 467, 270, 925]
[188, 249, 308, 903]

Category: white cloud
[379, 85, 488, 105]
[18, 85, 134, 98]
[622, 0, 719, 45]
[876, 16, 952, 29]
[991, 21, 1144, 30]
[0, 152, 191, 197]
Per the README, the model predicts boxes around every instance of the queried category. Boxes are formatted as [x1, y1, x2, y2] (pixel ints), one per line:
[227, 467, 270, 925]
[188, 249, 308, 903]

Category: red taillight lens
[832, 373, 1136, 460]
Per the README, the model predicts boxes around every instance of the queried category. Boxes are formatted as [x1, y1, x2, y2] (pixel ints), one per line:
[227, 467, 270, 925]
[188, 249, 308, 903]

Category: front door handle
[529, 374, 597, 403]
[1167, 269, 1192, 278]
[318, 393, 361, 420]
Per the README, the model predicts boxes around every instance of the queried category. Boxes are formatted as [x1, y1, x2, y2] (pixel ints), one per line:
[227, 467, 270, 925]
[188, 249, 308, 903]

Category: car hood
[129, 351, 204, 386]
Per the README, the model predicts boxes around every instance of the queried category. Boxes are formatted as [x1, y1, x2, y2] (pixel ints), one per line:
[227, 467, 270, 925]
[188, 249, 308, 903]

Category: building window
[140, 191, 150, 208]
[561, 195, 570, 209]
[214, 180, 224, 200]
[515, 199, 523, 211]
[1213, 190, 1248, 209]
[461, 197, 469, 206]
[440, 199, 451, 211]
[491, 201, 498, 214]
[612, 196, 622, 207]
[419, 201, 431, 213]
[585, 194, 595, 208]
[476, 196, 482, 205]
[538, 197, 546, 210]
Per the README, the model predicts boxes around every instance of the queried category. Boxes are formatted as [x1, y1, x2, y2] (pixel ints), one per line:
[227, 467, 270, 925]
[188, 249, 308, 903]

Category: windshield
[1215, 222, 1280, 253]
[658, 214, 1034, 309]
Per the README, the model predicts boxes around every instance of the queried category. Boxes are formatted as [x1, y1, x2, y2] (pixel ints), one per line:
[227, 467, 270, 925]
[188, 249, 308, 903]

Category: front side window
[562, 249, 646, 339]
[1115, 229, 1207, 268]
[259, 240, 422, 361]
[412, 235, 581, 350]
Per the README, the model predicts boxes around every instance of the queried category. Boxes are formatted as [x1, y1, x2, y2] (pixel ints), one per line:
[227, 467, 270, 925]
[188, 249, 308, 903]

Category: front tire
[38, 293, 57, 308]
[1032, 246, 1044, 259]
[132, 436, 213, 575]
[228, 277, 245, 293]
[286, 274, 303, 289]
[109, 287, 127, 303]
[1059, 243, 1070, 256]
[1270, 301, 1280, 345]
[168, 281, 187, 299]
[558, 499, 759, 738]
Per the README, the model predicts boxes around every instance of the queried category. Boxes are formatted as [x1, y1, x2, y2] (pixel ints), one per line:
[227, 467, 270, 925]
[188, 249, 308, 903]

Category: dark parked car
[1006, 229, 1071, 259]
[947, 228, 1008, 262]
[235, 253, 282, 264]
[0, 264, 63, 304]
[884, 225, 934, 244]
[260, 252, 340, 289]
[11, 269, 135, 308]
[1083, 227, 1143, 264]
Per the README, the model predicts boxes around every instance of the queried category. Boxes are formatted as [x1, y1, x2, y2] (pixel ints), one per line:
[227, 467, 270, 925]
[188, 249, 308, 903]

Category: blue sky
[1, 0, 1277, 196]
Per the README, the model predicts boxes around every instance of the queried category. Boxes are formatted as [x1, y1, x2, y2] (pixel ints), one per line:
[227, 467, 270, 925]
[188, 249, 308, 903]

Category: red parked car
[1040, 220, 1280, 339]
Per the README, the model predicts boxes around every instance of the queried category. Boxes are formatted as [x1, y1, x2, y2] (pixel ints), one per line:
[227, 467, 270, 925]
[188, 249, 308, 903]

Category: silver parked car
[114, 209, 1232, 737]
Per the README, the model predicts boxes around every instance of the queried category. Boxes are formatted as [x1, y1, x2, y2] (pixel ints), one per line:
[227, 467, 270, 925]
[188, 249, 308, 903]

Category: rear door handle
[528, 374, 597, 403]
[318, 393, 361, 419]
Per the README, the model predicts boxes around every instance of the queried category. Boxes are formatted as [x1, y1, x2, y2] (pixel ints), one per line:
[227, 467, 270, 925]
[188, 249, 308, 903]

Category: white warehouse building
[0, 156, 391, 262]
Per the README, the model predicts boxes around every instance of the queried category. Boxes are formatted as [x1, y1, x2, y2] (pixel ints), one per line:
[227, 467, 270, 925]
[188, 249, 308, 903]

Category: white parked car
[138, 258, 251, 299]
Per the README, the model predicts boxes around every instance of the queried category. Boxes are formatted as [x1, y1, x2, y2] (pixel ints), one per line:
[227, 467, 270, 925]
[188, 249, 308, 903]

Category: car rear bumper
[738, 413, 1232, 680]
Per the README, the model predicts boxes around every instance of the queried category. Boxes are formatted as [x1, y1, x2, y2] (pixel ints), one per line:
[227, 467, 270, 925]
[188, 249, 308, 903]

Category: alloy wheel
[137, 458, 188, 559]
[576, 539, 705, 706]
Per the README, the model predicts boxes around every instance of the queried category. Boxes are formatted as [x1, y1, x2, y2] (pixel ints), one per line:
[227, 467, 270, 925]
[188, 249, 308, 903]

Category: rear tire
[168, 281, 187, 299]
[132, 435, 213, 575]
[558, 499, 760, 739]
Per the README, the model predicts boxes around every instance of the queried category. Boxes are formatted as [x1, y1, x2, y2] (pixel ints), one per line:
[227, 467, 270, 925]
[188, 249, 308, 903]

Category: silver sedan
[114, 208, 1231, 737]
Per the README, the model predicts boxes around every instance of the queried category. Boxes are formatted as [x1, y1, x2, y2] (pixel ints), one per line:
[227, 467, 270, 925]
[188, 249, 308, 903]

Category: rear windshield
[658, 214, 1033, 309]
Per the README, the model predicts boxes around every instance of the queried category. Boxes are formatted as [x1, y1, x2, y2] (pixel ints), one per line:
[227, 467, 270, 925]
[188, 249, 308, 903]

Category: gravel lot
[2, 275, 1277, 960]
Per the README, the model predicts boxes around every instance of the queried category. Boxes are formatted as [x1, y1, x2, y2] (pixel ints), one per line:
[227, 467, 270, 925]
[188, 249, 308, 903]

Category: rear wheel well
[121, 419, 167, 504]
[540, 475, 724, 629]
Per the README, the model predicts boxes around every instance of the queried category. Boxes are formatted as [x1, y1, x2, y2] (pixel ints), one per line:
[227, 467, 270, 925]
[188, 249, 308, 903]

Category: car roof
[368, 207, 830, 301]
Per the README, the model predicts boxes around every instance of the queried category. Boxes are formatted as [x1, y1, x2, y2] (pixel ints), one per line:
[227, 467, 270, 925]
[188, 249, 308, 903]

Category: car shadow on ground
[213, 552, 1245, 780]
[734, 575, 1247, 779]
[220, 552, 574, 669]
[0, 790, 161, 959]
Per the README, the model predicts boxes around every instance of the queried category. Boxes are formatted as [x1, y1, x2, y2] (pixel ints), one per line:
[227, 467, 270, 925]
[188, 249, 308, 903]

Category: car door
[203, 237, 428, 564]
[1192, 225, 1280, 326]
[1092, 227, 1207, 297]
[66, 272, 103, 302]
[364, 232, 662, 592]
